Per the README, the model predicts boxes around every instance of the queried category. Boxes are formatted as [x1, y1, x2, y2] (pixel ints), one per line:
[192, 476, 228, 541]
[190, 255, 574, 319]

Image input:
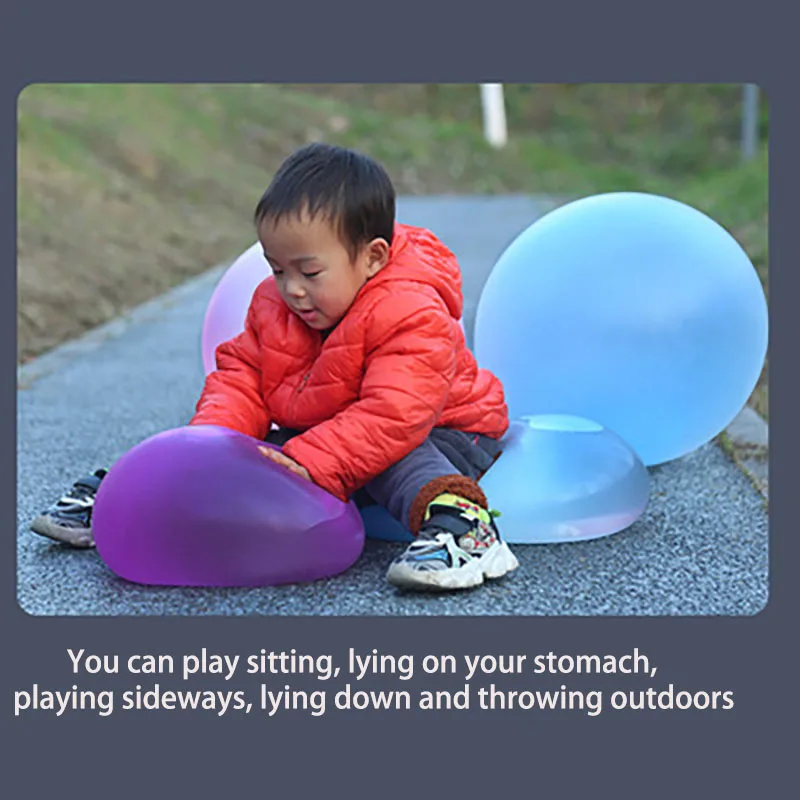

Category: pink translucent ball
[201, 243, 272, 374]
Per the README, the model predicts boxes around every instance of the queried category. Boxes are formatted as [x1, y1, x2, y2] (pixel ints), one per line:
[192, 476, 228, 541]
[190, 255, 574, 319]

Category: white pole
[480, 83, 508, 148]
[741, 84, 760, 162]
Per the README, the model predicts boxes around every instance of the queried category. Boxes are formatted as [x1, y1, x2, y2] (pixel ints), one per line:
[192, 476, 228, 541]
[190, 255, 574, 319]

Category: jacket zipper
[292, 334, 322, 422]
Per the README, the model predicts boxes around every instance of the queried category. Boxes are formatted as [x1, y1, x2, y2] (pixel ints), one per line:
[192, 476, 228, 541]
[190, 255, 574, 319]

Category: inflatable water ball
[92, 425, 365, 587]
[201, 241, 468, 374]
[201, 243, 272, 375]
[479, 415, 650, 544]
[474, 192, 768, 466]
[360, 504, 414, 543]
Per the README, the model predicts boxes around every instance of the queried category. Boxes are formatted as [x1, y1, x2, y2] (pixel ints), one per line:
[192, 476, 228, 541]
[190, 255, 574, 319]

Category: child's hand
[258, 446, 312, 483]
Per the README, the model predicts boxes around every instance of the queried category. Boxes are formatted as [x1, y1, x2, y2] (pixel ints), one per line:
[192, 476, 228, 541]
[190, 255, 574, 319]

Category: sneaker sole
[386, 541, 519, 591]
[30, 516, 95, 548]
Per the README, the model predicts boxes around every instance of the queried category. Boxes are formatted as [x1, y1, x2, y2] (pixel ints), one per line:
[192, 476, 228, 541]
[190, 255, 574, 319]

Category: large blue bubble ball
[474, 192, 768, 466]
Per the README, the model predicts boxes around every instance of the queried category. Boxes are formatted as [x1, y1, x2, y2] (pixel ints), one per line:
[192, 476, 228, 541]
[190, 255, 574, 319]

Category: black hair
[254, 143, 396, 260]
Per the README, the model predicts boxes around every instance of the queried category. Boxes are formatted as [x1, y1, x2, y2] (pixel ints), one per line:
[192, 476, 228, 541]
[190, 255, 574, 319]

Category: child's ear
[365, 238, 390, 277]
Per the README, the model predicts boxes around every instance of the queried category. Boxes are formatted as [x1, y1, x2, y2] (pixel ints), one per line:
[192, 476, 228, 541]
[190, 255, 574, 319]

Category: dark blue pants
[265, 427, 502, 529]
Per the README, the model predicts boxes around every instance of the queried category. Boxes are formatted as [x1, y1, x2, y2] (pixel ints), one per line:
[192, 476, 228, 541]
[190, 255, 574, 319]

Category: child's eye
[302, 271, 321, 279]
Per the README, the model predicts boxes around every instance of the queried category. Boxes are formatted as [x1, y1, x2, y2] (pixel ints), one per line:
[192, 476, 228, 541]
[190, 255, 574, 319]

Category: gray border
[5, 3, 796, 798]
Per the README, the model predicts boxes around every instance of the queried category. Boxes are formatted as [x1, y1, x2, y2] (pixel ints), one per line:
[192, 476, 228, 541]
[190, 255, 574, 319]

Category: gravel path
[16, 196, 768, 616]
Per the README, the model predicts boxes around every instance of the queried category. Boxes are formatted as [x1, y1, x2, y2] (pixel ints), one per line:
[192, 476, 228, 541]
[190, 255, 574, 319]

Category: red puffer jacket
[190, 223, 508, 501]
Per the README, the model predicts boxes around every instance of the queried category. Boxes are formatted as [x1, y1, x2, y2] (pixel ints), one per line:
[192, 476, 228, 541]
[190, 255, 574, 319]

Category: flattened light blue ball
[479, 416, 650, 544]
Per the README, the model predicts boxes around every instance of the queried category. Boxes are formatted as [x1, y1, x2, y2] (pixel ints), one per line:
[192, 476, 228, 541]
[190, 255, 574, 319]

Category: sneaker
[29, 469, 108, 548]
[386, 493, 519, 591]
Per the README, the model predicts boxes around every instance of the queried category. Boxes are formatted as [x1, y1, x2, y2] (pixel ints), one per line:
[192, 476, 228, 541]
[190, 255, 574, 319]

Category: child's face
[258, 212, 389, 331]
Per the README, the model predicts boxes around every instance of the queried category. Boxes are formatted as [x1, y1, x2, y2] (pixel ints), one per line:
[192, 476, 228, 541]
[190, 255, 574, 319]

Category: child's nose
[285, 278, 307, 298]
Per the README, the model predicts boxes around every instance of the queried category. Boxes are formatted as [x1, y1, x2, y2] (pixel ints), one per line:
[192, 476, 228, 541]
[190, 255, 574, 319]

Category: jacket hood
[368, 223, 463, 320]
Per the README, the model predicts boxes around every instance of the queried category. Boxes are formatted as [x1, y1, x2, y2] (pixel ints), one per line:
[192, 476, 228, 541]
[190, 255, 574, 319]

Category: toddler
[31, 143, 519, 591]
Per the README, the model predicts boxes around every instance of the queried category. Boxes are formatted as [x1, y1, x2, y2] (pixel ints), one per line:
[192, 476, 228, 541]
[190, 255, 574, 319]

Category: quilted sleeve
[283, 295, 457, 501]
[189, 298, 270, 439]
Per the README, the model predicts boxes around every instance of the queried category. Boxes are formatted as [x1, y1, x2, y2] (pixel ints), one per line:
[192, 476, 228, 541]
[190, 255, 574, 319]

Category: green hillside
[17, 83, 768, 417]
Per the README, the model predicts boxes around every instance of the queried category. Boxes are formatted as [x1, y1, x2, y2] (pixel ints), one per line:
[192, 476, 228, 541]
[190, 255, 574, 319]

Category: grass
[17, 83, 768, 418]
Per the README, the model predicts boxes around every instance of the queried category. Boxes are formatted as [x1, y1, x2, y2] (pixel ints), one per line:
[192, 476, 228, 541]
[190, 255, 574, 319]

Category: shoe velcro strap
[423, 510, 474, 538]
[74, 475, 103, 491]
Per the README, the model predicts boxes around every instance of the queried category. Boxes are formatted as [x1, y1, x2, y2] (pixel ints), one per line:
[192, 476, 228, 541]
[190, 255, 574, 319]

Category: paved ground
[16, 196, 769, 616]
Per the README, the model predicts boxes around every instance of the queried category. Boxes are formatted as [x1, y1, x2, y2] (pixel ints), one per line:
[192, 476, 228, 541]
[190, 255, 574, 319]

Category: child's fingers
[291, 465, 311, 480]
[258, 446, 287, 466]
[258, 446, 309, 479]
[259, 446, 289, 465]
